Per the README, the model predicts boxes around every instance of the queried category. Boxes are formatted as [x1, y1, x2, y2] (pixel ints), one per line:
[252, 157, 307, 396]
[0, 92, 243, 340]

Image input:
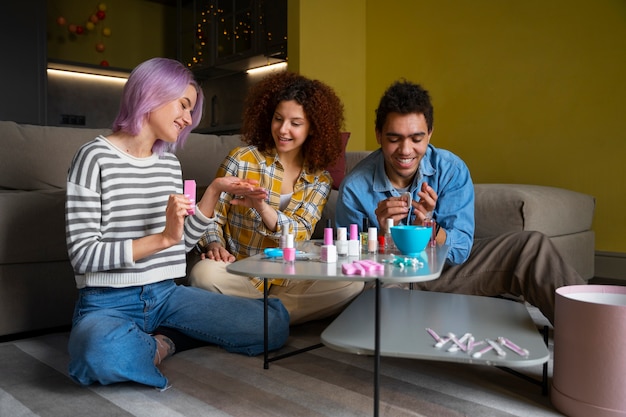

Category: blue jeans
[68, 280, 289, 388]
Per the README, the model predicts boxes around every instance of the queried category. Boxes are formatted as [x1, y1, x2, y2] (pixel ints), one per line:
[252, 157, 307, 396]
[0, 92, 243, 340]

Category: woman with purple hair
[65, 58, 289, 390]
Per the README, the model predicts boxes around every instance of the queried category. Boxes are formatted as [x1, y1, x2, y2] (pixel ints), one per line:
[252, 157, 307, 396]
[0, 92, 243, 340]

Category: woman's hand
[201, 242, 236, 263]
[218, 177, 267, 199]
[197, 177, 268, 218]
[224, 177, 269, 207]
[132, 193, 188, 262]
[162, 194, 189, 245]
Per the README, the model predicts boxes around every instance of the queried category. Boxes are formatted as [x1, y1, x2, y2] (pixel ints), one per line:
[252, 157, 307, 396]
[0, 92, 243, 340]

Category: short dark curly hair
[375, 80, 434, 133]
[241, 71, 345, 173]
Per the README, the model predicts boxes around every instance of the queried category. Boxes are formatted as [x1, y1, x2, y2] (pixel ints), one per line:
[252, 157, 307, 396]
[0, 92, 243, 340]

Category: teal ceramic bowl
[390, 225, 432, 256]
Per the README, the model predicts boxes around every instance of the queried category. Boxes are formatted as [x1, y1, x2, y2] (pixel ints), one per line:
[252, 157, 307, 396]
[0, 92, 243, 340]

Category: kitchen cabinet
[180, 0, 287, 79]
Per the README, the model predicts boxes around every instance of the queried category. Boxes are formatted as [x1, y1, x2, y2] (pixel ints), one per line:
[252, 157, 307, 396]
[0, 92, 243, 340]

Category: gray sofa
[0, 120, 595, 338]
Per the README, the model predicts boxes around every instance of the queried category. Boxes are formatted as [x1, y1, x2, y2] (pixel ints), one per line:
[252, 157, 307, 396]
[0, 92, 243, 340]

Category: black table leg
[374, 278, 380, 417]
[263, 277, 269, 369]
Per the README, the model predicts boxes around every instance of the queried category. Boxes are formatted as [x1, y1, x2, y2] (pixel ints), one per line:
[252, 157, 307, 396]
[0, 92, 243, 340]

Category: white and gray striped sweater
[65, 136, 213, 289]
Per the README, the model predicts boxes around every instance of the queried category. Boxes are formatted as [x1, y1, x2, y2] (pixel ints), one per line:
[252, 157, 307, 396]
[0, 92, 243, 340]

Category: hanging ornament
[98, 3, 107, 12]
[86, 21, 95, 31]
[95, 42, 106, 52]
[100, 60, 109, 67]
[96, 10, 106, 20]
[56, 16, 66, 26]
[102, 27, 112, 37]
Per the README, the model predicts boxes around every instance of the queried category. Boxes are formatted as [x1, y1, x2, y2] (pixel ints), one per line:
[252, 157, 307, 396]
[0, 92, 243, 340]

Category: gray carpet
[0, 313, 562, 417]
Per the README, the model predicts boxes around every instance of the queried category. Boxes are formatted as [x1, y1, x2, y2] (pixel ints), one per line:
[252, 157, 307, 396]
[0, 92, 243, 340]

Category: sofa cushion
[0, 189, 68, 264]
[0, 121, 110, 191]
[474, 184, 595, 238]
[326, 132, 351, 190]
[177, 133, 245, 188]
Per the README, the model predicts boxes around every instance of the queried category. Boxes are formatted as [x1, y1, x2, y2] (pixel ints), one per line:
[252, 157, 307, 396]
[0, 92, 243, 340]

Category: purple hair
[112, 57, 204, 154]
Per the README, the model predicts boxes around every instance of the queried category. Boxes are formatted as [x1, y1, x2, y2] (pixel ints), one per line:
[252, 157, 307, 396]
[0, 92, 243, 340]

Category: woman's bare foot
[153, 334, 175, 365]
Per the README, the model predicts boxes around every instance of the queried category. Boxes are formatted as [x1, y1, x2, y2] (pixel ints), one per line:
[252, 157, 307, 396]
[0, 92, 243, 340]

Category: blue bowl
[390, 225, 432, 256]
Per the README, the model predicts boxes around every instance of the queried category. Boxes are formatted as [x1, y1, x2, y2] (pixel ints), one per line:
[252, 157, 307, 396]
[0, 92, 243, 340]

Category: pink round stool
[552, 285, 626, 417]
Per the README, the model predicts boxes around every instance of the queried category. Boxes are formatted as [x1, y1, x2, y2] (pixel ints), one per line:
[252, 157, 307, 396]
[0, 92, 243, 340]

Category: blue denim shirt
[336, 145, 474, 265]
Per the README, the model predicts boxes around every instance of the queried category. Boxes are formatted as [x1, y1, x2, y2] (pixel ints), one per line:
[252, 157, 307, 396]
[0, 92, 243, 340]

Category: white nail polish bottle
[348, 223, 360, 257]
[336, 227, 348, 257]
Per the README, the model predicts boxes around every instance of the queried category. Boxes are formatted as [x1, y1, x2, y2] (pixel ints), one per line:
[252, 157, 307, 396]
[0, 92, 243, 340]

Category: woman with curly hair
[190, 71, 364, 324]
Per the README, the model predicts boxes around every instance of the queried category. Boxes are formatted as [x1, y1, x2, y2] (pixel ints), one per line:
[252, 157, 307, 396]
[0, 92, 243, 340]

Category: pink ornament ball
[68, 24, 77, 33]
[89, 14, 99, 24]
[95, 42, 105, 53]
[57, 16, 66, 26]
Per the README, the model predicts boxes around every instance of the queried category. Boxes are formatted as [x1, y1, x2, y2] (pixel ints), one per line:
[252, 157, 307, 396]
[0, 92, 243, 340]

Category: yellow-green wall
[293, 0, 626, 254]
[288, 0, 367, 151]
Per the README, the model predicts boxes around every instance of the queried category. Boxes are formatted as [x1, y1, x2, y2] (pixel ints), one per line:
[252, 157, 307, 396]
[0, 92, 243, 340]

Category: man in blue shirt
[336, 80, 585, 324]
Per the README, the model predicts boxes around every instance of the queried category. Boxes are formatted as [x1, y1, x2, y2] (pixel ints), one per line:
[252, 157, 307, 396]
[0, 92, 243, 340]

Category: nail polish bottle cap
[337, 227, 347, 241]
[324, 227, 334, 245]
[349, 224, 359, 240]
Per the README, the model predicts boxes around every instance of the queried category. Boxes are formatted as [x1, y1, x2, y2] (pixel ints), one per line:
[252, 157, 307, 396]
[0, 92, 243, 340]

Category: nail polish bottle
[384, 218, 396, 254]
[360, 218, 369, 254]
[320, 219, 337, 263]
[336, 227, 348, 257]
[423, 217, 437, 248]
[348, 223, 360, 257]
[282, 232, 295, 264]
[367, 226, 378, 254]
[279, 225, 290, 249]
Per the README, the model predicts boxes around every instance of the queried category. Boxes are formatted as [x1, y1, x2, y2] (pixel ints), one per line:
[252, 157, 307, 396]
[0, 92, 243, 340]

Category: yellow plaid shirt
[199, 145, 332, 290]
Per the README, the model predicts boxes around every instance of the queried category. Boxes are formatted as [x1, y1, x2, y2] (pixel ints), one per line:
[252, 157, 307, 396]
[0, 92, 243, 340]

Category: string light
[187, 3, 284, 70]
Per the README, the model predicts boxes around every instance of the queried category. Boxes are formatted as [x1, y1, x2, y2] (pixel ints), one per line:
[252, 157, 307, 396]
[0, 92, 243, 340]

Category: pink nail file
[184, 180, 196, 215]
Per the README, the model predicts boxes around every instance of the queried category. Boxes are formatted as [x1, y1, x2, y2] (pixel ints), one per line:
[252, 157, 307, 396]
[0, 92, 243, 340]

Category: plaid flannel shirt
[199, 145, 331, 290]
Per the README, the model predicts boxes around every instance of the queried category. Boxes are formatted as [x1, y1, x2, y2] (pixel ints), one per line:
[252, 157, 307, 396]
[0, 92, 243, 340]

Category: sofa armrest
[474, 184, 595, 238]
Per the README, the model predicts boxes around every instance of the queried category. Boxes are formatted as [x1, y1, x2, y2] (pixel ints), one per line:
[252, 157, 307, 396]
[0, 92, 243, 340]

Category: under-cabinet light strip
[47, 68, 128, 84]
[246, 62, 287, 76]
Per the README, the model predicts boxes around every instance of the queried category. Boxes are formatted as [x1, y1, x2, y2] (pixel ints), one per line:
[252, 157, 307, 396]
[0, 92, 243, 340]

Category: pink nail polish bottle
[320, 219, 337, 263]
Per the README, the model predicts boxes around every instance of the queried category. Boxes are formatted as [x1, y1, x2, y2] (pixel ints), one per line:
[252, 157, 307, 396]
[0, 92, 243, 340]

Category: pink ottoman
[552, 285, 626, 417]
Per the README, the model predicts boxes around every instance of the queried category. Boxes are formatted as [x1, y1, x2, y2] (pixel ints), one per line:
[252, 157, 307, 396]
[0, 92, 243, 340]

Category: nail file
[184, 180, 196, 215]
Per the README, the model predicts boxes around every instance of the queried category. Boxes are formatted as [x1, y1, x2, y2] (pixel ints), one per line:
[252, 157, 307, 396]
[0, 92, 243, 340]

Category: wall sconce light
[246, 61, 287, 76]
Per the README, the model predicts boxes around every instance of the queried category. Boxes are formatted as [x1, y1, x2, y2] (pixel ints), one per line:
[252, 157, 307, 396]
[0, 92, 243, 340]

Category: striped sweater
[65, 136, 213, 289]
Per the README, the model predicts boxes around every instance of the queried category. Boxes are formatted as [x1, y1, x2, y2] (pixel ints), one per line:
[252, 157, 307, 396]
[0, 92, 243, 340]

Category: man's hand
[374, 194, 411, 229]
[415, 182, 438, 223]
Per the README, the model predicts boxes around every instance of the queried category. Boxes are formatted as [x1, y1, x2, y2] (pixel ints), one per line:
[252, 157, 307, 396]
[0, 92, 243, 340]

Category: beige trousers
[189, 259, 364, 325]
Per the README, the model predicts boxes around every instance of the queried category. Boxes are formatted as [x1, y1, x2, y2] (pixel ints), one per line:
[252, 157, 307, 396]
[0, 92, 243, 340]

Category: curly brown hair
[241, 71, 345, 172]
